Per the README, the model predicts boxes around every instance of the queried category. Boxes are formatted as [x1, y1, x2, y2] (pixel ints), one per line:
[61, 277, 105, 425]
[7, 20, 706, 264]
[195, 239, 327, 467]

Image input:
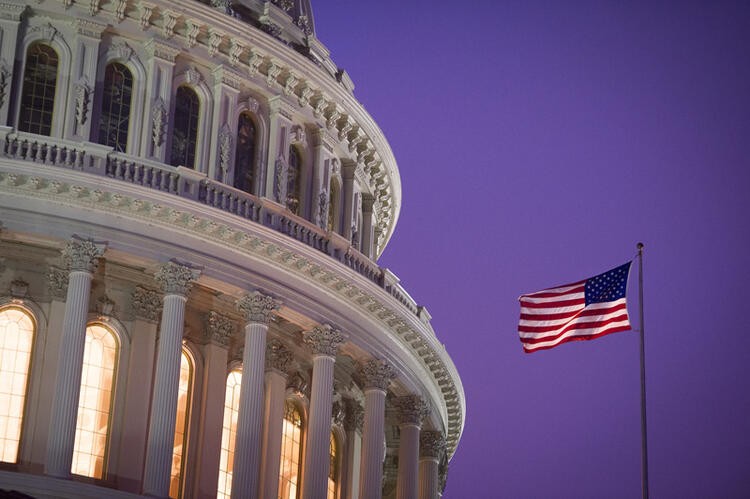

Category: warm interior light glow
[0, 307, 34, 463]
[169, 349, 193, 499]
[71, 324, 117, 478]
[278, 400, 303, 499]
[217, 369, 242, 499]
[327, 431, 337, 499]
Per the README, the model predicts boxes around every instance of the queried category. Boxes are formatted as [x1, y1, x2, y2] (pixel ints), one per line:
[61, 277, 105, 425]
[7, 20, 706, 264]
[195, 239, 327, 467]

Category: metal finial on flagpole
[637, 243, 649, 499]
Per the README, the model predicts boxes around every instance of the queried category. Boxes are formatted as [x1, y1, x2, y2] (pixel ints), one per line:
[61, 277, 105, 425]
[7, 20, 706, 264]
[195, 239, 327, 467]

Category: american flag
[518, 262, 632, 353]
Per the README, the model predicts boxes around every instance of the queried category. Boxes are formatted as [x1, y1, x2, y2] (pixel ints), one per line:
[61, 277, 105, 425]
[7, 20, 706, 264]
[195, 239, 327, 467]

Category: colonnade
[42, 237, 446, 498]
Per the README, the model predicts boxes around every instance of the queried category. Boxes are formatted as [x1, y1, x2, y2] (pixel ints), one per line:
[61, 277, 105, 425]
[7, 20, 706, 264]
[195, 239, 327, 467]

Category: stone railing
[0, 129, 421, 319]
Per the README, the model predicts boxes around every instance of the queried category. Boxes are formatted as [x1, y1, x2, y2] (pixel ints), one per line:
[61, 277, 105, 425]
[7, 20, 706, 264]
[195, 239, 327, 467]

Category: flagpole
[637, 242, 649, 499]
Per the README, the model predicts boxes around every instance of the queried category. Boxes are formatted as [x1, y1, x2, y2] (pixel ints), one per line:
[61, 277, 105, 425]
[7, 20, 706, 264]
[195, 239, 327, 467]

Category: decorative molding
[29, 23, 59, 43]
[296, 15, 312, 36]
[395, 395, 430, 426]
[246, 96, 260, 114]
[0, 61, 10, 109]
[284, 73, 298, 97]
[236, 291, 280, 325]
[265, 338, 292, 374]
[185, 20, 203, 47]
[205, 310, 234, 346]
[75, 18, 106, 38]
[229, 41, 245, 67]
[47, 266, 68, 300]
[287, 371, 307, 396]
[154, 260, 200, 296]
[342, 397, 364, 433]
[152, 97, 167, 147]
[132, 286, 161, 322]
[96, 295, 115, 316]
[359, 358, 395, 391]
[115, 0, 128, 22]
[0, 3, 27, 21]
[272, 0, 292, 12]
[266, 62, 281, 87]
[317, 191, 328, 229]
[161, 10, 180, 38]
[289, 125, 306, 146]
[326, 107, 341, 130]
[183, 65, 203, 85]
[62, 237, 106, 273]
[298, 85, 313, 108]
[274, 156, 287, 204]
[247, 50, 262, 77]
[208, 30, 224, 57]
[10, 279, 28, 298]
[139, 1, 155, 29]
[109, 42, 136, 62]
[218, 123, 232, 175]
[74, 79, 92, 127]
[419, 431, 446, 460]
[302, 324, 344, 357]
[144, 38, 180, 62]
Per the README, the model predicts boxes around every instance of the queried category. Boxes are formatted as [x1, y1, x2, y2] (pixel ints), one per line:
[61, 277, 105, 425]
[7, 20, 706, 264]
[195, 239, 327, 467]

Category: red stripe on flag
[520, 313, 630, 342]
[522, 325, 631, 353]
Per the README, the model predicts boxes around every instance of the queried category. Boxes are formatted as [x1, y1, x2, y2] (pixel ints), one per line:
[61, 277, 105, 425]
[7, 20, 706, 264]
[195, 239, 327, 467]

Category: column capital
[342, 397, 364, 433]
[236, 291, 280, 325]
[205, 310, 235, 346]
[395, 395, 430, 426]
[419, 431, 446, 460]
[132, 286, 162, 322]
[359, 358, 395, 391]
[62, 236, 106, 272]
[266, 339, 293, 374]
[303, 324, 344, 357]
[154, 260, 201, 296]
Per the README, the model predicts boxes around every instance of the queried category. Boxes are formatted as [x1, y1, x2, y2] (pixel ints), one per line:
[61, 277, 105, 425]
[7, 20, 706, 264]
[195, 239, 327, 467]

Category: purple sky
[315, 2, 750, 497]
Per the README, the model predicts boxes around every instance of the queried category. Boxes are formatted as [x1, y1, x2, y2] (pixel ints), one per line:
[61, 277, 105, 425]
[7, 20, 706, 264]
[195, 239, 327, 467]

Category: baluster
[32, 142, 42, 162]
[75, 149, 84, 168]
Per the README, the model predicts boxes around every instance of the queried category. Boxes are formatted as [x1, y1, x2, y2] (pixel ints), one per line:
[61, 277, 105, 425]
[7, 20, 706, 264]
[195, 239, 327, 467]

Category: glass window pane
[0, 308, 35, 463]
[170, 86, 200, 169]
[71, 324, 118, 479]
[234, 112, 257, 193]
[278, 401, 303, 499]
[217, 369, 242, 499]
[97, 62, 133, 152]
[18, 43, 59, 136]
[169, 349, 193, 499]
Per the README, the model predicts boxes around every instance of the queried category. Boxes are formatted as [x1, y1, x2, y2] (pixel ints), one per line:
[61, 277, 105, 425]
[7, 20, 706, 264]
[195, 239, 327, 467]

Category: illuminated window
[234, 112, 257, 193]
[170, 86, 200, 168]
[169, 348, 193, 499]
[217, 369, 242, 499]
[98, 62, 133, 152]
[286, 146, 301, 215]
[278, 400, 304, 499]
[19, 43, 59, 136]
[327, 431, 338, 499]
[71, 324, 118, 478]
[0, 307, 35, 463]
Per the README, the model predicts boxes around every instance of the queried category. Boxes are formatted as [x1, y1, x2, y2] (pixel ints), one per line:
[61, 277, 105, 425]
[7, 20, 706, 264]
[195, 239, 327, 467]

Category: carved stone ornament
[109, 42, 135, 62]
[210, 0, 233, 15]
[343, 397, 364, 433]
[139, 2, 154, 29]
[298, 86, 313, 108]
[359, 358, 395, 391]
[272, 0, 293, 12]
[206, 310, 234, 346]
[274, 156, 288, 203]
[265, 338, 292, 373]
[296, 15, 312, 36]
[115, 0, 127, 22]
[218, 123, 232, 174]
[419, 431, 446, 460]
[74, 79, 91, 126]
[154, 260, 200, 296]
[246, 96, 260, 113]
[326, 108, 341, 130]
[132, 286, 161, 322]
[287, 371, 307, 395]
[229, 41, 245, 66]
[48, 266, 69, 300]
[247, 51, 262, 77]
[10, 279, 29, 298]
[62, 237, 106, 273]
[317, 191, 328, 229]
[161, 10, 179, 38]
[302, 324, 344, 357]
[289, 125, 306, 146]
[395, 395, 430, 426]
[266, 62, 281, 87]
[152, 97, 167, 147]
[186, 21, 202, 47]
[262, 22, 282, 40]
[284, 73, 298, 97]
[184, 66, 203, 85]
[97, 295, 115, 316]
[208, 30, 223, 57]
[29, 23, 59, 43]
[0, 60, 11, 109]
[236, 291, 280, 325]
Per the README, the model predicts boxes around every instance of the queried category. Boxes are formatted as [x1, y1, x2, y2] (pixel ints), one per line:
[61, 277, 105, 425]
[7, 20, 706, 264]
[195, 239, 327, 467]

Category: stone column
[360, 195, 376, 259]
[301, 325, 345, 499]
[141, 39, 180, 160]
[193, 315, 232, 498]
[395, 396, 430, 499]
[260, 339, 293, 499]
[143, 261, 200, 497]
[231, 291, 280, 499]
[45, 238, 106, 478]
[341, 161, 357, 242]
[418, 432, 445, 499]
[341, 398, 364, 499]
[209, 66, 241, 182]
[358, 359, 395, 499]
[117, 287, 162, 492]
[66, 19, 106, 141]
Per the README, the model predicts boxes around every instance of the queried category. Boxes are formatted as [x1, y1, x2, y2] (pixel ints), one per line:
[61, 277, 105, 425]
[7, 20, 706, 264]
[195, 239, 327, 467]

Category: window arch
[0, 306, 35, 463]
[234, 112, 257, 194]
[97, 62, 133, 152]
[286, 146, 302, 215]
[170, 86, 200, 169]
[169, 347, 194, 499]
[279, 399, 304, 499]
[71, 323, 119, 478]
[18, 42, 59, 136]
[327, 431, 339, 499]
[217, 368, 242, 499]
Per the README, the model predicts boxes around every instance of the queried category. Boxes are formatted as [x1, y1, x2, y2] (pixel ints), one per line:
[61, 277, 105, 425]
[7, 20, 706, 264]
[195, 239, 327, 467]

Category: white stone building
[0, 0, 465, 498]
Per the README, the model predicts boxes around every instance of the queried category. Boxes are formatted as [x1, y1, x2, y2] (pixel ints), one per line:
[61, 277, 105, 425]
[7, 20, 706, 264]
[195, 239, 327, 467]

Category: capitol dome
[0, 0, 464, 498]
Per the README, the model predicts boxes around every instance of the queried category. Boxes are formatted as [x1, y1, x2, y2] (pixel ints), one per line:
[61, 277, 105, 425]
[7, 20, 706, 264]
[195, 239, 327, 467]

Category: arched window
[71, 323, 118, 478]
[98, 62, 133, 152]
[19, 43, 59, 136]
[286, 146, 301, 215]
[327, 431, 339, 499]
[217, 369, 242, 499]
[234, 112, 257, 193]
[170, 86, 200, 169]
[279, 400, 304, 499]
[169, 348, 193, 499]
[0, 307, 35, 463]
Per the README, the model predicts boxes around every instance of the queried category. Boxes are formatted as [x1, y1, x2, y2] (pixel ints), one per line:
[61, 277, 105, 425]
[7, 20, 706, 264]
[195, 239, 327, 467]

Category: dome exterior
[0, 1, 464, 498]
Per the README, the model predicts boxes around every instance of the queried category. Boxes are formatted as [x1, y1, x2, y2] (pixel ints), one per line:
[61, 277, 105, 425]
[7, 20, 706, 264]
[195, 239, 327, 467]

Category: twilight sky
[314, 2, 750, 498]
